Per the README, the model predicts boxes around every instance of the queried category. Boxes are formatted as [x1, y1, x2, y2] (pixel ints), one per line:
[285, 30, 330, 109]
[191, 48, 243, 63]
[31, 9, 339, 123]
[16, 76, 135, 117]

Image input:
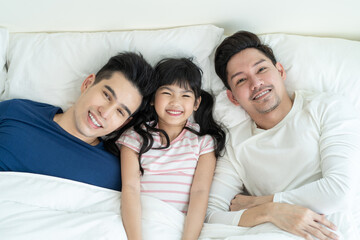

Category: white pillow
[214, 90, 249, 128]
[0, 27, 8, 100]
[5, 25, 224, 110]
[213, 34, 360, 127]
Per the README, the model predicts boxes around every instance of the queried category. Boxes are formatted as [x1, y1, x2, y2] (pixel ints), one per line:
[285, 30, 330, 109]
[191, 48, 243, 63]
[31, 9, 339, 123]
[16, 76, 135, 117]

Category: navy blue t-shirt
[0, 99, 121, 191]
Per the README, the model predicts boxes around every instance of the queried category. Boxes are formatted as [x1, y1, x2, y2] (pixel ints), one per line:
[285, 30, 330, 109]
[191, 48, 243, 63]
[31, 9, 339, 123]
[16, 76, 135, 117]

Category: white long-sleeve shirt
[206, 91, 360, 236]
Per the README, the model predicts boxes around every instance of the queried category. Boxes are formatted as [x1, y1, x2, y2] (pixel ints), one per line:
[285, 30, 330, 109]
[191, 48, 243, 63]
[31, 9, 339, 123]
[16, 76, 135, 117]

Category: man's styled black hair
[94, 52, 154, 97]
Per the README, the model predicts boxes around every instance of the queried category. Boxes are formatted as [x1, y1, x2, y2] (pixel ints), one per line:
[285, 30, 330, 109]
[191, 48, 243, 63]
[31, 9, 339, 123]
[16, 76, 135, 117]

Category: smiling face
[61, 72, 142, 144]
[226, 48, 291, 121]
[154, 84, 200, 130]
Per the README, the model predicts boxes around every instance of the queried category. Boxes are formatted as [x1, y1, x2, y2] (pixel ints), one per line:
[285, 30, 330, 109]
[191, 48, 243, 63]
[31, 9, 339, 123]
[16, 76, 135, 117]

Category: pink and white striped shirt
[117, 121, 215, 213]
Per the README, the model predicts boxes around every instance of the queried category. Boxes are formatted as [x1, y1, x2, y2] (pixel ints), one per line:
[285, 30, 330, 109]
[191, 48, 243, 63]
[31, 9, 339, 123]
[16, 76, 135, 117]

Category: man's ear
[275, 62, 286, 81]
[193, 96, 202, 111]
[81, 74, 96, 93]
[226, 89, 240, 106]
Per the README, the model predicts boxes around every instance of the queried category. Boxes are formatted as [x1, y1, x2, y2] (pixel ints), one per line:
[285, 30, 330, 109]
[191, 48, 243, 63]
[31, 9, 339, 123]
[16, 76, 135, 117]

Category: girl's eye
[183, 94, 191, 98]
[162, 91, 171, 95]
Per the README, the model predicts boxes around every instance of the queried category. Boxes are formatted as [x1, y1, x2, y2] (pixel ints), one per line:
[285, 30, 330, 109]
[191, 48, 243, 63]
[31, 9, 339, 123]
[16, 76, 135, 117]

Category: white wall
[0, 0, 359, 40]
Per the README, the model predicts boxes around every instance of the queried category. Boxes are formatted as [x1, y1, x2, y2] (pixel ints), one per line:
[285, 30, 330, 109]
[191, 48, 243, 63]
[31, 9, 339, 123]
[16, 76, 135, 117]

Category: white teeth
[89, 113, 101, 127]
[167, 110, 182, 114]
[255, 90, 270, 99]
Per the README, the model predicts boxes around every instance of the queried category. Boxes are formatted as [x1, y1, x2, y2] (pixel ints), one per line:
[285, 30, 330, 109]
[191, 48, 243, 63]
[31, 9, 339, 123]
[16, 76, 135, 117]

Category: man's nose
[98, 103, 116, 119]
[250, 76, 264, 90]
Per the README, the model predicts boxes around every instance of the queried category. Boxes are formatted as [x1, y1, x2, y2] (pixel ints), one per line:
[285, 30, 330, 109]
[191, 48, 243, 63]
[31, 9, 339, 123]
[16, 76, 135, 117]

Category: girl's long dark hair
[134, 58, 226, 174]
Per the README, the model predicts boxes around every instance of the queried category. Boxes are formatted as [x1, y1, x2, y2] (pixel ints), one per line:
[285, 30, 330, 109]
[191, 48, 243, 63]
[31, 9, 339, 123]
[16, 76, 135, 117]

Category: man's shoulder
[0, 99, 62, 118]
[0, 99, 29, 115]
[298, 90, 349, 107]
[224, 118, 253, 147]
[2, 98, 60, 110]
[1, 98, 50, 107]
[297, 90, 357, 119]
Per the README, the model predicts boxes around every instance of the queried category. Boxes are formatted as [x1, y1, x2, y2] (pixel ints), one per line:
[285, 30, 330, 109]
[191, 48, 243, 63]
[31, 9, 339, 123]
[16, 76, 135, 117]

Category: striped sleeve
[116, 128, 142, 153]
[199, 134, 215, 155]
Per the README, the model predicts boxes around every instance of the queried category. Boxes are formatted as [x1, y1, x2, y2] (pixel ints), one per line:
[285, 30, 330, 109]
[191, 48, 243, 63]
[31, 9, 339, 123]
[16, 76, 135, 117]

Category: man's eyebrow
[254, 59, 266, 67]
[122, 104, 132, 116]
[105, 85, 117, 99]
[105, 85, 131, 116]
[230, 72, 243, 81]
[230, 59, 266, 81]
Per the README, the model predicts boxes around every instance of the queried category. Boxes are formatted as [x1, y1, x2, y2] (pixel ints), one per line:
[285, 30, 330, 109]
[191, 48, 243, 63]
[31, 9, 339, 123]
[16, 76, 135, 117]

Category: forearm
[206, 149, 245, 225]
[121, 188, 142, 240]
[274, 160, 357, 214]
[231, 194, 273, 211]
[238, 203, 272, 227]
[182, 190, 208, 240]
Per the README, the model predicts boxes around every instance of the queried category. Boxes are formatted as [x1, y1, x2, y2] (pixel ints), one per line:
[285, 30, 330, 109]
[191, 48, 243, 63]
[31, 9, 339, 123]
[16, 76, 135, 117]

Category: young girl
[117, 58, 226, 240]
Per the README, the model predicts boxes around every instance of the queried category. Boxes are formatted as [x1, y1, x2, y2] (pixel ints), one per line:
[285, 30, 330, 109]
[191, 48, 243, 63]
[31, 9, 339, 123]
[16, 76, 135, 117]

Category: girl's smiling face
[154, 84, 201, 130]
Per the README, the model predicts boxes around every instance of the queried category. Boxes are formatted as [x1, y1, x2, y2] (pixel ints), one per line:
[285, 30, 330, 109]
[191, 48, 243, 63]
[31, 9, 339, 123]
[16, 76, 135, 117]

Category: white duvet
[0, 172, 340, 240]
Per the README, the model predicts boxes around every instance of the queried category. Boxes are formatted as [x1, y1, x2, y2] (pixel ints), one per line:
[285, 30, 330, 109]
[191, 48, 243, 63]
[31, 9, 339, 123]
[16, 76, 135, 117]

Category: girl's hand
[230, 194, 273, 211]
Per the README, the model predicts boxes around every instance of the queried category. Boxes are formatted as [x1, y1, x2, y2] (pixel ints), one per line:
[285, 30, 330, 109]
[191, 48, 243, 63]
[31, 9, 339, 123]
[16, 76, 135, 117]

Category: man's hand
[230, 194, 273, 211]
[239, 202, 339, 240]
[269, 203, 339, 240]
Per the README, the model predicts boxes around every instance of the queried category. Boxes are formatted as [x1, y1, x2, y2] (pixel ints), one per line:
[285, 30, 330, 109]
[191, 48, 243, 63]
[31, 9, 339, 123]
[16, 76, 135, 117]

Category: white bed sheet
[0, 172, 315, 240]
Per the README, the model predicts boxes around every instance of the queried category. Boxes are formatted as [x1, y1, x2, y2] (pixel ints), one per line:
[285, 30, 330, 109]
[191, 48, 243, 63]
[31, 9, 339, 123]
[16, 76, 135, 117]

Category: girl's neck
[157, 120, 187, 143]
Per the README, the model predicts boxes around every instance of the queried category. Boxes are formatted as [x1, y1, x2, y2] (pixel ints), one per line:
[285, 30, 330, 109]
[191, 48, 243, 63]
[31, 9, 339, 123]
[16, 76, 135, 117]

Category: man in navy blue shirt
[0, 52, 154, 191]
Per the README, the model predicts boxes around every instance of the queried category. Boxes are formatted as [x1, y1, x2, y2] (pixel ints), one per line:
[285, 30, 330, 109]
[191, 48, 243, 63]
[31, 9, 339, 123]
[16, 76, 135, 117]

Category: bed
[0, 0, 360, 239]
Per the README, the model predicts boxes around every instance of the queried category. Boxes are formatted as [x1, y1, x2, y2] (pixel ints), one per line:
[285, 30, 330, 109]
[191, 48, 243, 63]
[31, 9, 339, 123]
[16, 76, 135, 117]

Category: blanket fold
[0, 172, 328, 240]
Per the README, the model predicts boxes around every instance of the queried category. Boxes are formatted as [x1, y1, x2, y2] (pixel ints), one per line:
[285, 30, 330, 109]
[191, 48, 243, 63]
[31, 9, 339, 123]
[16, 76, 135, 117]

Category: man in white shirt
[206, 31, 360, 240]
